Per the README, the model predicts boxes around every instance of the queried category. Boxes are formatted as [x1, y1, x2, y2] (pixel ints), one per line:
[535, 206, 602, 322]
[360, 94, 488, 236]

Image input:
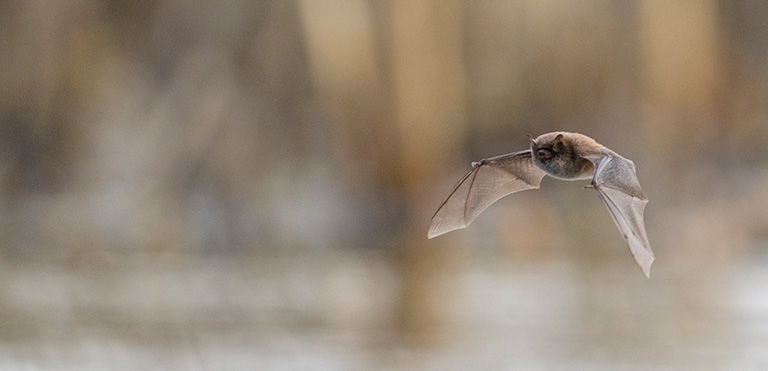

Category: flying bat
[428, 132, 654, 278]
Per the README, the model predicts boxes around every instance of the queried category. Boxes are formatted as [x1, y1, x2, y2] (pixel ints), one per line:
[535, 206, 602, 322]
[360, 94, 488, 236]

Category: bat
[428, 132, 655, 278]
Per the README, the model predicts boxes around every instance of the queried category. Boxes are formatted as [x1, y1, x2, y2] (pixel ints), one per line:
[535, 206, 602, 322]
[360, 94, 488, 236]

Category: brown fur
[530, 132, 604, 180]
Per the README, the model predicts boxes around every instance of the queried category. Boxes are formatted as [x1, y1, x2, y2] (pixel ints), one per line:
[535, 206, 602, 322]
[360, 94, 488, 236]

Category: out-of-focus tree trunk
[639, 0, 722, 166]
[298, 0, 398, 190]
[389, 0, 466, 342]
[299, 0, 467, 344]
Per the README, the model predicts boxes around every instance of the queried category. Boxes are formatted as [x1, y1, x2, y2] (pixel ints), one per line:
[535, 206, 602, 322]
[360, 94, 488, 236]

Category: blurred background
[1, 0, 768, 369]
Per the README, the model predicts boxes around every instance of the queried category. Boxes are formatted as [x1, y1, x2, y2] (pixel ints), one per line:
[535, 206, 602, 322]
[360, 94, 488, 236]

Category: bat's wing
[428, 150, 547, 239]
[586, 152, 654, 278]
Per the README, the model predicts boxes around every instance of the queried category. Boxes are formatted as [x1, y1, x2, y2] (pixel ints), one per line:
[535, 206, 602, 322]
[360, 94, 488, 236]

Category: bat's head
[530, 132, 567, 163]
[530, 132, 594, 180]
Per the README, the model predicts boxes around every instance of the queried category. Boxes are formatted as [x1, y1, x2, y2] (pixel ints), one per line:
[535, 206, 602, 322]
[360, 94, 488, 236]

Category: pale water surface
[1, 246, 766, 370]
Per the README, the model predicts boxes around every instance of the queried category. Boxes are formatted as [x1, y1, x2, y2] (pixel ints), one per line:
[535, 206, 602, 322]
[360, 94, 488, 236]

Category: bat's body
[428, 132, 654, 278]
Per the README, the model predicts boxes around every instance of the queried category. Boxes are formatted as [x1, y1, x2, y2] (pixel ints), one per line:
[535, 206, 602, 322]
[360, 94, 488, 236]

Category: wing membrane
[588, 153, 654, 278]
[428, 150, 546, 238]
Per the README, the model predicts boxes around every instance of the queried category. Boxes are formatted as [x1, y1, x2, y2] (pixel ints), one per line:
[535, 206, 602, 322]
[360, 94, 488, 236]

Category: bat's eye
[537, 149, 552, 160]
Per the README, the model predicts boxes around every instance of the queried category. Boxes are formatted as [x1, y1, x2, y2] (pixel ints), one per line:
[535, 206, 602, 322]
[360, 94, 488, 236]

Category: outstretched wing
[587, 152, 654, 278]
[428, 150, 547, 239]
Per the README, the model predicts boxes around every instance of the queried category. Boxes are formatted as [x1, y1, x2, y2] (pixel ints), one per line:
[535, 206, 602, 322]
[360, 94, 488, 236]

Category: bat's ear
[553, 134, 566, 153]
[527, 134, 536, 146]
